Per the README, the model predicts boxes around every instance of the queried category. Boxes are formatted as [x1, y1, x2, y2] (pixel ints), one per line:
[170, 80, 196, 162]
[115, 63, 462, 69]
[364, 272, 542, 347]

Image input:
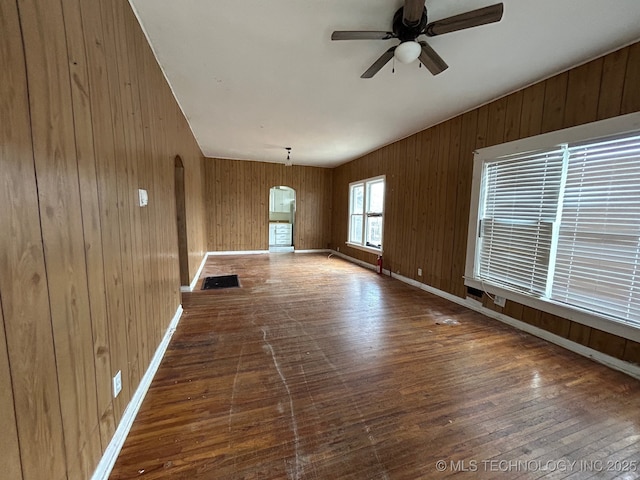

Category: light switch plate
[113, 370, 122, 398]
[138, 188, 148, 207]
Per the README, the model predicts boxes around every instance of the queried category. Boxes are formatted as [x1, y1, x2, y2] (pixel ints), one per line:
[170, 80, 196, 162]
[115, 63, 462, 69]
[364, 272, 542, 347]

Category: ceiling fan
[331, 0, 504, 78]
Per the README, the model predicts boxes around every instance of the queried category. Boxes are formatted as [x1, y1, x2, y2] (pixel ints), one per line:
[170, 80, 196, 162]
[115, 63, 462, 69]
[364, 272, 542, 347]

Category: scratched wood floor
[110, 253, 640, 480]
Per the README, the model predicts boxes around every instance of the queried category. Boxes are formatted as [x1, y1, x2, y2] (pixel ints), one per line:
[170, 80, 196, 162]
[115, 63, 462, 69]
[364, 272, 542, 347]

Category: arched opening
[174, 156, 189, 286]
[268, 186, 295, 253]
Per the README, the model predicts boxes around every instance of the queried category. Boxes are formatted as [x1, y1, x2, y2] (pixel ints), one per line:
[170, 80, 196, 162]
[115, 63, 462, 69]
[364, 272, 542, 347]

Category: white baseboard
[294, 249, 331, 254]
[91, 304, 184, 480]
[208, 250, 269, 256]
[331, 250, 640, 381]
[183, 252, 209, 292]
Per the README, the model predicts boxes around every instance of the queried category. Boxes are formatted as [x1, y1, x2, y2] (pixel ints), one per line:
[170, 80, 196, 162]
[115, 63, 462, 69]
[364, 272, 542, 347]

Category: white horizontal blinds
[552, 134, 640, 326]
[478, 148, 565, 294]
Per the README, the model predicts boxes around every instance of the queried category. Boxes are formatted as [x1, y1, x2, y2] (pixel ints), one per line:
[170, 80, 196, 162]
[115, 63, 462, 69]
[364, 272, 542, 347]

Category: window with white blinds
[471, 130, 640, 330]
[347, 176, 385, 252]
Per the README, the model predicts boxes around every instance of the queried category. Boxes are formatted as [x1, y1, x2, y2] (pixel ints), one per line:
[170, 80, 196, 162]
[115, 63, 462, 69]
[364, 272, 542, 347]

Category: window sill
[346, 242, 382, 256]
[464, 277, 640, 343]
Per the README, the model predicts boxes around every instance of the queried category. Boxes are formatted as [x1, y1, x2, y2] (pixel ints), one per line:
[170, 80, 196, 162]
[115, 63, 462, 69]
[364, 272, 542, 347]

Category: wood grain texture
[0, 1, 67, 478]
[621, 42, 640, 114]
[332, 42, 640, 363]
[3, 0, 207, 478]
[205, 159, 332, 251]
[19, 0, 102, 477]
[61, 0, 113, 457]
[519, 83, 545, 138]
[110, 253, 640, 480]
[175, 157, 190, 285]
[597, 48, 629, 120]
[0, 301, 23, 480]
[563, 58, 603, 127]
[99, 0, 139, 406]
[541, 72, 569, 134]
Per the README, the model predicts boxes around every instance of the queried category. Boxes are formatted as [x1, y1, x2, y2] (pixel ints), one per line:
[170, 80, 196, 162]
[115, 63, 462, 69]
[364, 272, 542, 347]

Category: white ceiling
[129, 0, 640, 168]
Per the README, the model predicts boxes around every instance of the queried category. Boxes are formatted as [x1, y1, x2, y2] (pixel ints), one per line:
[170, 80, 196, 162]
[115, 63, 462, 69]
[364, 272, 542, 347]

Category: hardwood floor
[110, 253, 640, 479]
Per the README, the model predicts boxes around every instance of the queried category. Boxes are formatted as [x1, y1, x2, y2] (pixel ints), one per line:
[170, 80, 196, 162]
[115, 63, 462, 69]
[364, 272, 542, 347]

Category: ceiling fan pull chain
[392, 56, 395, 74]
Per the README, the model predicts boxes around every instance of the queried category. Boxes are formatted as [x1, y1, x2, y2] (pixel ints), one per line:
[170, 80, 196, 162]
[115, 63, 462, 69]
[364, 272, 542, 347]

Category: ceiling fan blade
[418, 42, 448, 75]
[425, 3, 504, 36]
[361, 47, 396, 79]
[331, 31, 395, 41]
[403, 0, 425, 27]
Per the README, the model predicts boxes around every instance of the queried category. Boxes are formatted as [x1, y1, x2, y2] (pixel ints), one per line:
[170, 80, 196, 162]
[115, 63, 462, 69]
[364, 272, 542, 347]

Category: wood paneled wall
[205, 159, 332, 251]
[332, 42, 640, 365]
[0, 0, 206, 478]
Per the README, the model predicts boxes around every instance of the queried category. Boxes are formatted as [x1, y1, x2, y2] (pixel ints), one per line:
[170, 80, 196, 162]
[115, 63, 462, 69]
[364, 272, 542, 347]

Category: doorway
[175, 156, 189, 286]
[268, 186, 295, 253]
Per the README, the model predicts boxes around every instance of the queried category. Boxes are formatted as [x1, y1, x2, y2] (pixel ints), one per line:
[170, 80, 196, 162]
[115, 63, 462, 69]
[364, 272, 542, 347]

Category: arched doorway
[174, 156, 189, 286]
[268, 186, 295, 253]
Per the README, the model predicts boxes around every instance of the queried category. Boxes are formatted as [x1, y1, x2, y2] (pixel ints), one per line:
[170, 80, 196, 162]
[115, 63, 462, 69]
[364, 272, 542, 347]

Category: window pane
[552, 134, 640, 326]
[351, 185, 364, 214]
[350, 214, 363, 244]
[478, 150, 564, 295]
[479, 219, 553, 294]
[366, 216, 382, 248]
[368, 181, 384, 213]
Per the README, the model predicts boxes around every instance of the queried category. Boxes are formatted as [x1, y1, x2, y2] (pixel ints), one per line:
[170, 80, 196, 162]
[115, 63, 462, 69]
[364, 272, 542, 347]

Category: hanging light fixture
[285, 147, 292, 167]
[394, 41, 421, 64]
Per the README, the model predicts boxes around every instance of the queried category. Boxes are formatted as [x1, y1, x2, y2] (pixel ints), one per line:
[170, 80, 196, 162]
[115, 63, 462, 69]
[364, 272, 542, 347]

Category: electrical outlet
[494, 295, 506, 307]
[113, 370, 122, 398]
[417, 268, 422, 277]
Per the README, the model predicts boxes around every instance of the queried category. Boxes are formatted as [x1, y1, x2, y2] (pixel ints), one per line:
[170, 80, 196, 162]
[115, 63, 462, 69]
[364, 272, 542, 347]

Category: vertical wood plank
[135, 15, 164, 349]
[0, 300, 23, 480]
[424, 127, 441, 286]
[621, 42, 640, 114]
[60, 0, 112, 467]
[504, 91, 524, 142]
[77, 0, 124, 441]
[0, 1, 66, 478]
[589, 329, 627, 359]
[130, 2, 160, 364]
[386, 142, 402, 273]
[416, 128, 433, 282]
[623, 340, 640, 364]
[18, 0, 101, 478]
[597, 48, 629, 120]
[568, 323, 592, 347]
[519, 83, 545, 138]
[485, 96, 508, 146]
[450, 110, 478, 298]
[99, 0, 139, 402]
[540, 72, 568, 133]
[475, 104, 489, 149]
[406, 133, 422, 280]
[563, 58, 603, 128]
[440, 117, 461, 292]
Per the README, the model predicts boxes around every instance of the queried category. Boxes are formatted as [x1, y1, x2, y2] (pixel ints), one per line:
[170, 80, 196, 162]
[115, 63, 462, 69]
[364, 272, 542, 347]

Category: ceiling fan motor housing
[393, 7, 428, 41]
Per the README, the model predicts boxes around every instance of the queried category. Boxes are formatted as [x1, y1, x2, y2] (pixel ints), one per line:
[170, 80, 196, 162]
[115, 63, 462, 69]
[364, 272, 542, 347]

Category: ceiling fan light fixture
[394, 41, 421, 64]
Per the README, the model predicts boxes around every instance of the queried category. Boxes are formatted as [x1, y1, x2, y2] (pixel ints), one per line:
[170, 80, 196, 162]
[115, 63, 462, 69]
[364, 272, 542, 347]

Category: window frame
[465, 111, 640, 343]
[347, 175, 385, 254]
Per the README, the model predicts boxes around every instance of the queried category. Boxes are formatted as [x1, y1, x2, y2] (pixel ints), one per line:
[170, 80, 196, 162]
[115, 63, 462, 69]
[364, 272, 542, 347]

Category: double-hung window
[348, 176, 385, 252]
[465, 112, 640, 339]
